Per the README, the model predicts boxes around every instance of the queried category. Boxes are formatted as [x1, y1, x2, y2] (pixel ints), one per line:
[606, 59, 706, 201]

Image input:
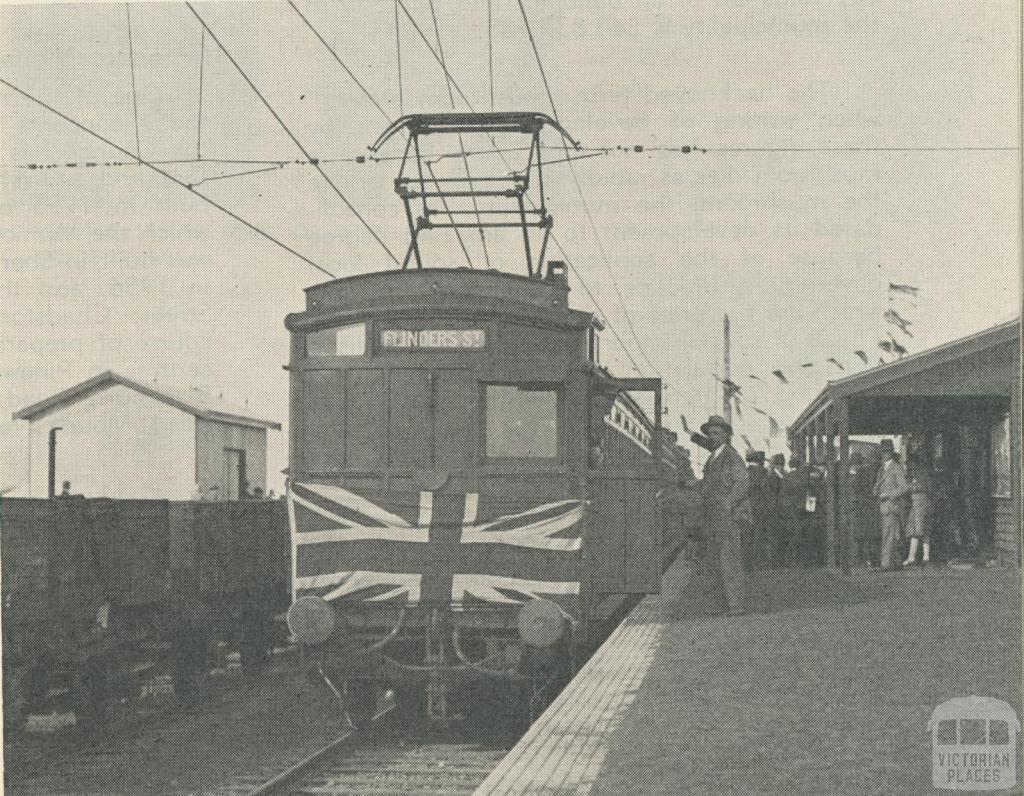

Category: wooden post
[836, 398, 851, 575]
[1012, 345, 1022, 565]
[825, 405, 837, 569]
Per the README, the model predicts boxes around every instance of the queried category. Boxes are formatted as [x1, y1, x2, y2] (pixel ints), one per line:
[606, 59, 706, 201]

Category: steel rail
[246, 700, 397, 796]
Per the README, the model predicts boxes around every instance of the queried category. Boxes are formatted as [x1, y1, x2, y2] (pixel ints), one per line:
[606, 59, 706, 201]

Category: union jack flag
[288, 482, 585, 618]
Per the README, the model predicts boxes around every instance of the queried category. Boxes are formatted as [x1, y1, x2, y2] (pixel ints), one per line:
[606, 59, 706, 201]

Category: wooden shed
[13, 371, 281, 500]
[788, 319, 1020, 569]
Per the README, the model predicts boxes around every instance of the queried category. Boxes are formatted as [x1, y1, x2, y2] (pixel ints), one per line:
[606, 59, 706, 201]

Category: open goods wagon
[1, 496, 289, 731]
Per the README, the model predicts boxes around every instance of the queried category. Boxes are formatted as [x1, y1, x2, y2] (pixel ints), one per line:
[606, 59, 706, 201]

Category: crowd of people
[683, 414, 991, 617]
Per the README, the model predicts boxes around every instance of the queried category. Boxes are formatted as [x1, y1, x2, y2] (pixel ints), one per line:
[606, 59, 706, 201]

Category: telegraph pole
[722, 314, 732, 424]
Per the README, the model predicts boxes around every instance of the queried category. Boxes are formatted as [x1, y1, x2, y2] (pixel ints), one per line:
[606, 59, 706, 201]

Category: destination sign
[380, 329, 486, 349]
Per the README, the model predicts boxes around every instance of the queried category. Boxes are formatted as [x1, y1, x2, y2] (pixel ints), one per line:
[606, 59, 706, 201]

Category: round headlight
[287, 595, 336, 646]
[516, 599, 566, 648]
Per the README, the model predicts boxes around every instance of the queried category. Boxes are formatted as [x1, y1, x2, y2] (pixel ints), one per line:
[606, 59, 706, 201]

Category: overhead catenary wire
[287, 0, 393, 126]
[189, 162, 285, 188]
[0, 77, 336, 279]
[516, 0, 663, 379]
[196, 27, 205, 160]
[394, 0, 403, 115]
[395, 0, 646, 376]
[426, 0, 489, 268]
[487, 0, 494, 110]
[187, 2, 400, 267]
[125, 3, 142, 161]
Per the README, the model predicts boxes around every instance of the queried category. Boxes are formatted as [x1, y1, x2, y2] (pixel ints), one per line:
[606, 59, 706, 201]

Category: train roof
[287, 267, 597, 332]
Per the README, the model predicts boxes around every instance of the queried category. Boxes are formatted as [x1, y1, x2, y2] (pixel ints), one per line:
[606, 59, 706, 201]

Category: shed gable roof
[12, 371, 282, 430]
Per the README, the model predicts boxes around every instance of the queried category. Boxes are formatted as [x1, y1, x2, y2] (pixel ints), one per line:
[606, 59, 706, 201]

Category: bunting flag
[890, 336, 908, 356]
[733, 399, 742, 418]
[772, 370, 788, 384]
[748, 374, 762, 382]
[826, 357, 845, 371]
[879, 357, 886, 365]
[740, 434, 754, 453]
[768, 417, 781, 437]
[878, 340, 894, 353]
[679, 413, 691, 434]
[889, 282, 919, 296]
[855, 350, 869, 364]
[801, 362, 814, 368]
[752, 406, 768, 416]
[883, 308, 914, 337]
[722, 378, 741, 396]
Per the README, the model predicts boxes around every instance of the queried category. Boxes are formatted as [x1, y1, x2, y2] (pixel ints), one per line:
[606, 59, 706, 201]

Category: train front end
[284, 266, 595, 722]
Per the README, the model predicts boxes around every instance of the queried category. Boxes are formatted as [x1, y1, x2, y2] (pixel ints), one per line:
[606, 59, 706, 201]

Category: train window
[306, 322, 366, 357]
[990, 720, 1010, 745]
[960, 719, 987, 745]
[936, 720, 957, 745]
[485, 385, 558, 458]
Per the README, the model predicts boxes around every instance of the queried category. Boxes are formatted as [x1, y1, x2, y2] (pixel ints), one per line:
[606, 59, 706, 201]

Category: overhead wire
[516, 0, 662, 378]
[394, 0, 403, 115]
[487, 0, 494, 110]
[0, 77, 336, 279]
[125, 3, 142, 161]
[196, 27, 205, 160]
[186, 2, 400, 267]
[395, 0, 645, 375]
[426, 0, 489, 268]
[189, 163, 285, 188]
[287, 0, 393, 124]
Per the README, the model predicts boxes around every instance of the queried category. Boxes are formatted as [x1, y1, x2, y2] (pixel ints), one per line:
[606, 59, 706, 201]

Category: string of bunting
[693, 282, 921, 452]
[736, 282, 919, 386]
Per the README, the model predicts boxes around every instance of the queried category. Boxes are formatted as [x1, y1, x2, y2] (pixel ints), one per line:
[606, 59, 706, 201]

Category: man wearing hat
[872, 439, 911, 570]
[698, 415, 751, 615]
[745, 451, 770, 569]
[766, 453, 787, 566]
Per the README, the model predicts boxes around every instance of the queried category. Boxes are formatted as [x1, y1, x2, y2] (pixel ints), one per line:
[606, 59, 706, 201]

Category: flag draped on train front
[288, 481, 585, 618]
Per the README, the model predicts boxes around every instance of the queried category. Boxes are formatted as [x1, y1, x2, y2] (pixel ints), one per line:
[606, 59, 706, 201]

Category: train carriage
[283, 112, 681, 722]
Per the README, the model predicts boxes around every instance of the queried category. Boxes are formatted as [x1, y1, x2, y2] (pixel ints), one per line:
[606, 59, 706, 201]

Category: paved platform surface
[474, 557, 1022, 795]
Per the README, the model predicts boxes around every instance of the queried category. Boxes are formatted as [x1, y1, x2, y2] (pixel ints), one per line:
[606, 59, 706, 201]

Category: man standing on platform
[699, 415, 751, 616]
[873, 439, 911, 570]
[745, 451, 770, 568]
[781, 454, 818, 566]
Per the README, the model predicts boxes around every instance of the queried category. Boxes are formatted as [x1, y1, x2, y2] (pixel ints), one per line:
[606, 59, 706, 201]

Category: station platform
[473, 554, 1022, 795]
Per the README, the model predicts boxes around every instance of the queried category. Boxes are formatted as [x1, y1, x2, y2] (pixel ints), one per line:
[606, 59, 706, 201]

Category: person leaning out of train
[902, 451, 934, 567]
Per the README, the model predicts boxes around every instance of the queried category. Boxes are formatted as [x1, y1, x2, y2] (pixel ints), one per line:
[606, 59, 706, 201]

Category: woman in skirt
[903, 452, 934, 567]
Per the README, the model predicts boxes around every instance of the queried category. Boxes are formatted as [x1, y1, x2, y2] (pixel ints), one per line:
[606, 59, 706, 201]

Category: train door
[588, 377, 663, 595]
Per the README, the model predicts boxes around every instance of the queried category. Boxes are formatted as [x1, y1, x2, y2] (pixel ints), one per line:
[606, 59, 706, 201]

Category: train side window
[485, 385, 558, 458]
[306, 322, 366, 357]
[990, 720, 1010, 745]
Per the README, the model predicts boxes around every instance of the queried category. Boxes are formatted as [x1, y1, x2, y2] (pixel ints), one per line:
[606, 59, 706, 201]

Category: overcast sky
[1, 0, 1020, 491]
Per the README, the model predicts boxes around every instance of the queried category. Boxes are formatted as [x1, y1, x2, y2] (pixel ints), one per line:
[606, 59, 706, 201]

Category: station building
[788, 319, 1020, 568]
[13, 371, 281, 500]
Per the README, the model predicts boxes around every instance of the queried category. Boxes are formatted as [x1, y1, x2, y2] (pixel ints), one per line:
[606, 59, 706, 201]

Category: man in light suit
[699, 415, 751, 615]
[873, 439, 911, 570]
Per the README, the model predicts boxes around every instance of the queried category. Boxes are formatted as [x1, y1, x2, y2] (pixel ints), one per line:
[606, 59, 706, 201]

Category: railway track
[213, 699, 514, 796]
